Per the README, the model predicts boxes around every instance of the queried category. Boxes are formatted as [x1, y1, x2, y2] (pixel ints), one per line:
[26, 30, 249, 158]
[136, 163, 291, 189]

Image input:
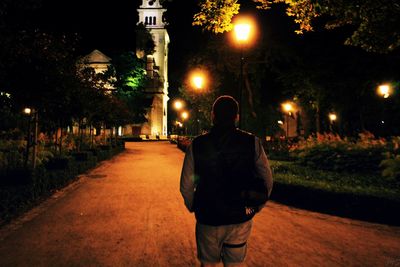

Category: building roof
[81, 49, 112, 64]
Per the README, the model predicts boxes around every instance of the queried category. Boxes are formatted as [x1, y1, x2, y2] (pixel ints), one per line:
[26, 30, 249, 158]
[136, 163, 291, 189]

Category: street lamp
[23, 107, 38, 168]
[181, 111, 189, 120]
[377, 84, 393, 136]
[173, 100, 185, 135]
[181, 111, 189, 135]
[189, 71, 208, 134]
[282, 102, 293, 138]
[233, 18, 253, 129]
[328, 113, 337, 132]
[23, 108, 32, 167]
[173, 99, 184, 111]
[192, 75, 204, 91]
[24, 108, 32, 115]
[377, 84, 392, 99]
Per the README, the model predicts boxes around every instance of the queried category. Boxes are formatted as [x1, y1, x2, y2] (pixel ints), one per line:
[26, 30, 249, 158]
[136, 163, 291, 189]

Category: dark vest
[192, 125, 255, 226]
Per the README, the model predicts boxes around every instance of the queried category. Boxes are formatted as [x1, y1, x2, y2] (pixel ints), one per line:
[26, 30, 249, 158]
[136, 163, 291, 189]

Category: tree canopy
[192, 0, 400, 53]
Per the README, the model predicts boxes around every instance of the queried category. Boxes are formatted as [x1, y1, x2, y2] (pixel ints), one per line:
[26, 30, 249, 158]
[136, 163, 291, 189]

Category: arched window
[153, 16, 156, 25]
[145, 16, 148, 25]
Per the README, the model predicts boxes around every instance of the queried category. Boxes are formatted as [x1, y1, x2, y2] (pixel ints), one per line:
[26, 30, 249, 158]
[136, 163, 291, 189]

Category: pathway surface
[0, 141, 399, 267]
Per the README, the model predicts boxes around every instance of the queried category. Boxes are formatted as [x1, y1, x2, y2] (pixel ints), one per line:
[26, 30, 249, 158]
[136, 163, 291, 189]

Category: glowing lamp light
[181, 111, 189, 120]
[329, 113, 337, 122]
[189, 70, 207, 91]
[378, 84, 391, 98]
[234, 23, 251, 42]
[282, 102, 294, 114]
[23, 108, 32, 115]
[174, 100, 183, 110]
[193, 76, 204, 90]
[277, 120, 283, 125]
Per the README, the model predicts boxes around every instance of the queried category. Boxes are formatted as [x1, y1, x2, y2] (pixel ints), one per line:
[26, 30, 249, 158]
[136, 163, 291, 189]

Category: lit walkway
[0, 142, 399, 266]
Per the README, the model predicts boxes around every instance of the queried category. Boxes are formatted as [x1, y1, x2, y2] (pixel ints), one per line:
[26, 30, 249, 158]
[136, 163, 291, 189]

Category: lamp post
[328, 113, 337, 132]
[282, 102, 293, 139]
[23, 108, 32, 167]
[193, 74, 203, 134]
[23, 107, 38, 168]
[173, 99, 184, 135]
[173, 99, 184, 111]
[181, 111, 189, 135]
[377, 84, 391, 99]
[234, 21, 251, 129]
[192, 75, 204, 91]
[377, 84, 392, 136]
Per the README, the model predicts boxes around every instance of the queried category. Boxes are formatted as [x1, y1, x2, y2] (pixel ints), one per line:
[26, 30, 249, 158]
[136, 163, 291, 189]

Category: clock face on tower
[148, 0, 154, 6]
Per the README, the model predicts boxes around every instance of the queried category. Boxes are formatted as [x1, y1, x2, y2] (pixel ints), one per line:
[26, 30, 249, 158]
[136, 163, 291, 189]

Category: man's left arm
[254, 137, 273, 209]
[180, 143, 196, 212]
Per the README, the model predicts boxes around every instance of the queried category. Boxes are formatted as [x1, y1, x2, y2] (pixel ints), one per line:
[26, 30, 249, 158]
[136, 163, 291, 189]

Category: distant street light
[282, 102, 294, 138]
[192, 75, 204, 90]
[377, 84, 392, 98]
[189, 71, 210, 134]
[328, 113, 337, 132]
[172, 100, 185, 135]
[23, 107, 38, 168]
[233, 17, 254, 129]
[173, 100, 184, 111]
[377, 84, 393, 136]
[181, 111, 189, 135]
[329, 113, 337, 122]
[181, 111, 189, 120]
[23, 108, 32, 115]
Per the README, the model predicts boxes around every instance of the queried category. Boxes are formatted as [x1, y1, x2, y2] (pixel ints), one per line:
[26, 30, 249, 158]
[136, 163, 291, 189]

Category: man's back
[179, 95, 273, 266]
[192, 126, 258, 226]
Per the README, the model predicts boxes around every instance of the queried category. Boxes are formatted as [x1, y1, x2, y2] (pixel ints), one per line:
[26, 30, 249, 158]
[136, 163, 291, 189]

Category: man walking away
[180, 95, 273, 267]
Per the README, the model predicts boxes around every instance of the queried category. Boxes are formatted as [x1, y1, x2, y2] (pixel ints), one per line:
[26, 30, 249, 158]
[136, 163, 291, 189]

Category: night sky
[37, 0, 205, 94]
[36, 0, 391, 97]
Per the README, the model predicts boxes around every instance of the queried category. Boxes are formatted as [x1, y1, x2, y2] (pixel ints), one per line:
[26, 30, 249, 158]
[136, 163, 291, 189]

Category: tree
[135, 22, 156, 56]
[104, 51, 150, 125]
[192, 0, 400, 53]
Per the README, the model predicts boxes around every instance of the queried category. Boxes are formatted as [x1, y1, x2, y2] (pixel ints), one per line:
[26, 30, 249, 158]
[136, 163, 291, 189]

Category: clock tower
[137, 0, 170, 138]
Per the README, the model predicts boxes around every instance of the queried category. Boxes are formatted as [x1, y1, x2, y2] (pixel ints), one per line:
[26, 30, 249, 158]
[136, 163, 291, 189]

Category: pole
[32, 111, 38, 169]
[239, 46, 244, 129]
[286, 113, 289, 139]
[24, 114, 31, 167]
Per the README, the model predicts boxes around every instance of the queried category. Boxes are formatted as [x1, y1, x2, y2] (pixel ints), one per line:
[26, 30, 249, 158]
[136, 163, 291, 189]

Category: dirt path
[0, 141, 399, 267]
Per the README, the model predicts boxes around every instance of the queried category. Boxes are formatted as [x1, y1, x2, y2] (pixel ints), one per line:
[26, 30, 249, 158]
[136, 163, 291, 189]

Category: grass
[269, 160, 400, 201]
[269, 160, 400, 225]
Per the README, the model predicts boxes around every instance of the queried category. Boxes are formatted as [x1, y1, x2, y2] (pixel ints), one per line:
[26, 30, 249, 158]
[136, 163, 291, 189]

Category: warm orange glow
[188, 70, 208, 91]
[234, 23, 251, 42]
[181, 111, 189, 120]
[282, 102, 294, 113]
[173, 100, 184, 110]
[192, 75, 204, 90]
[377, 84, 391, 98]
[329, 113, 337, 122]
[23, 108, 32, 115]
[231, 16, 257, 47]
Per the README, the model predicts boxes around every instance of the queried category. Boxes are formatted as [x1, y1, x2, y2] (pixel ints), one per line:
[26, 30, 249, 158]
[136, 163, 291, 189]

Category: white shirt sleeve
[254, 137, 273, 198]
[179, 143, 195, 212]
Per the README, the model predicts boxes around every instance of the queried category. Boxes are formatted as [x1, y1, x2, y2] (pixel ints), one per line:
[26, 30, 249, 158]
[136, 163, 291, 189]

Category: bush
[290, 132, 391, 173]
[380, 154, 400, 181]
[45, 156, 71, 170]
[177, 136, 192, 152]
[71, 151, 93, 161]
[0, 144, 125, 224]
